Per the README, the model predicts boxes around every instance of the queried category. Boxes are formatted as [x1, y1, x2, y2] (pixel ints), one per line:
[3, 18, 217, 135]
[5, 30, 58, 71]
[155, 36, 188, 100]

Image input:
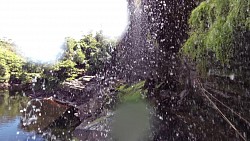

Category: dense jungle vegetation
[183, 0, 250, 78]
[1, 0, 249, 88]
[0, 0, 249, 140]
[0, 32, 115, 87]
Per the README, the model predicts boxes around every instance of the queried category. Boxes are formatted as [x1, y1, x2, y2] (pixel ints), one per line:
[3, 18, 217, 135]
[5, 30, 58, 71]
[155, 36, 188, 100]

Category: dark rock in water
[19, 99, 81, 140]
[73, 112, 113, 141]
[20, 99, 70, 130]
[73, 129, 110, 141]
[29, 76, 116, 140]
[62, 76, 95, 91]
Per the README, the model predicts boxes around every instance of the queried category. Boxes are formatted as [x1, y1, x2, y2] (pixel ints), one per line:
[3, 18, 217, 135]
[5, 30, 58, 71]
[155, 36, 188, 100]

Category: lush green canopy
[62, 32, 115, 75]
[183, 0, 250, 67]
[0, 40, 24, 82]
[0, 32, 116, 86]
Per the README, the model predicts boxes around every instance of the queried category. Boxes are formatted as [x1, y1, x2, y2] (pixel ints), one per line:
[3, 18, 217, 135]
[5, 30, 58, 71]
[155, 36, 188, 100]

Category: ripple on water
[0, 116, 44, 141]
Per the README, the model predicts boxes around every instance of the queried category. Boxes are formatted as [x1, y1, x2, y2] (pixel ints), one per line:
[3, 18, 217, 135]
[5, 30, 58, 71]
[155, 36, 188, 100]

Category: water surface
[0, 91, 44, 140]
[0, 91, 79, 141]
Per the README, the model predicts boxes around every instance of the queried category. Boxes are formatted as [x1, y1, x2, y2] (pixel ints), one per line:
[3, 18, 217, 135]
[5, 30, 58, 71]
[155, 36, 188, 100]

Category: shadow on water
[0, 90, 81, 141]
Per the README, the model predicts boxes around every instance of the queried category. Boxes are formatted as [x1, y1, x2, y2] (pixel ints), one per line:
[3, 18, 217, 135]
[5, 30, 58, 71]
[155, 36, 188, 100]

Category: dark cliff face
[143, 0, 197, 81]
[114, 0, 197, 82]
[110, 1, 250, 141]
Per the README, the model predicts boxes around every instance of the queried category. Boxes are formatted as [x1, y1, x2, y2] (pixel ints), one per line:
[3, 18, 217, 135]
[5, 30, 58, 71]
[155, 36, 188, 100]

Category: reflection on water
[21, 99, 69, 131]
[0, 117, 43, 141]
[0, 91, 80, 141]
[0, 90, 43, 141]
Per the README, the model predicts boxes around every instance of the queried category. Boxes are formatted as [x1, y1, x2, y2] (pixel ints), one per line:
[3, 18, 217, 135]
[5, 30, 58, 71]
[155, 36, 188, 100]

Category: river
[0, 90, 80, 141]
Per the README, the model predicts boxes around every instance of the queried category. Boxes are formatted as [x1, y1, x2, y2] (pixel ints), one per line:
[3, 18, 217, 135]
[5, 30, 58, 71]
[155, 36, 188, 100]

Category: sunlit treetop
[0, 40, 25, 81]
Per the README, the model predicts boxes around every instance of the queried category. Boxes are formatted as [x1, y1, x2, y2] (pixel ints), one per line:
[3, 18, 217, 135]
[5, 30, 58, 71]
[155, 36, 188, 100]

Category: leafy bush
[52, 60, 77, 82]
[0, 32, 116, 86]
[63, 32, 116, 75]
[182, 0, 250, 69]
[0, 61, 10, 83]
[0, 40, 24, 83]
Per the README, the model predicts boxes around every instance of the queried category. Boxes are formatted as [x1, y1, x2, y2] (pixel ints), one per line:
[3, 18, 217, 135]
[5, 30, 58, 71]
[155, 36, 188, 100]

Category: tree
[182, 0, 250, 73]
[0, 40, 25, 83]
[0, 60, 10, 83]
[52, 60, 77, 82]
[62, 32, 116, 75]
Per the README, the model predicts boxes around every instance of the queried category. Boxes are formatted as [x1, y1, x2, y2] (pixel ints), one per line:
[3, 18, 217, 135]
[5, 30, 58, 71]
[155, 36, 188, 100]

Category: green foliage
[22, 62, 44, 73]
[117, 81, 146, 103]
[87, 33, 115, 74]
[0, 40, 24, 82]
[63, 32, 115, 75]
[73, 50, 86, 66]
[0, 60, 8, 77]
[19, 72, 40, 84]
[0, 62, 10, 83]
[182, 0, 250, 66]
[52, 60, 77, 82]
[0, 32, 116, 87]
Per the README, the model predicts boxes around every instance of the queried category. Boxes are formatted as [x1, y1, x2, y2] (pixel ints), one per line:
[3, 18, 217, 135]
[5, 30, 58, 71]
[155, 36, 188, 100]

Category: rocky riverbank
[23, 75, 119, 140]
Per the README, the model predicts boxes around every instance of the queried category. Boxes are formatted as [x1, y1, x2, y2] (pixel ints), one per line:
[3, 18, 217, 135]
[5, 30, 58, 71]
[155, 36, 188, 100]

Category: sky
[0, 0, 128, 62]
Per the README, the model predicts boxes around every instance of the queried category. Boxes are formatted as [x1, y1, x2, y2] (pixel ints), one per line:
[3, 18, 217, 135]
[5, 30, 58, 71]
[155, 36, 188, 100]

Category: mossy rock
[116, 81, 146, 103]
